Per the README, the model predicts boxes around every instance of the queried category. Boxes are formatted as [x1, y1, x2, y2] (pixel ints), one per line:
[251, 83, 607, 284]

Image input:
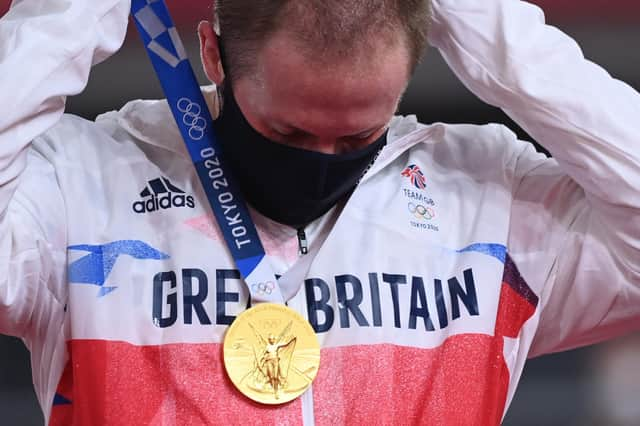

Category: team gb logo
[401, 164, 427, 189]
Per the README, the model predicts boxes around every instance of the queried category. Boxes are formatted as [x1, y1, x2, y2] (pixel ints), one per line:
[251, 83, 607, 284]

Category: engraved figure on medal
[247, 322, 296, 399]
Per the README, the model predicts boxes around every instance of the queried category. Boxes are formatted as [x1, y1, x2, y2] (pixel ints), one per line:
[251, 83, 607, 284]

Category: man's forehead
[234, 39, 406, 136]
[228, 23, 410, 140]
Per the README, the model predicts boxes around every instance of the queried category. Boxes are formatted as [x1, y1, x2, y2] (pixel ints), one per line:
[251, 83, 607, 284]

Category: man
[0, 0, 638, 425]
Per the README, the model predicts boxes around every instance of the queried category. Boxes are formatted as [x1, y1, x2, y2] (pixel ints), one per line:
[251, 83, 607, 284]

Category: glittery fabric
[49, 341, 302, 425]
[494, 254, 538, 338]
[306, 256, 538, 426]
[49, 337, 512, 426]
[502, 254, 539, 307]
[49, 256, 537, 425]
[312, 337, 509, 426]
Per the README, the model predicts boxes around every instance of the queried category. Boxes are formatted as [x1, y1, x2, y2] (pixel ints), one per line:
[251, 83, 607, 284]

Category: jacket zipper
[288, 292, 316, 425]
[297, 228, 309, 255]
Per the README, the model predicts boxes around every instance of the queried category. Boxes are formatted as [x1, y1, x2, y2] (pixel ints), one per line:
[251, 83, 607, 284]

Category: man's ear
[198, 20, 225, 85]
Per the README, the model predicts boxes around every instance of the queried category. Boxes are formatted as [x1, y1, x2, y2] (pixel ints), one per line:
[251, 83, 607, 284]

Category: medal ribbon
[131, 0, 283, 304]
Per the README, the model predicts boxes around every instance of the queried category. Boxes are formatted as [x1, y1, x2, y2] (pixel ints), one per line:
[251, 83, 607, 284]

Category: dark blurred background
[1, 0, 639, 424]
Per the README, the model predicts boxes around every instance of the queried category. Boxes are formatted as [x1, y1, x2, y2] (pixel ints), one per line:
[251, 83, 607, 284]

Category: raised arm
[0, 0, 129, 337]
[428, 0, 640, 355]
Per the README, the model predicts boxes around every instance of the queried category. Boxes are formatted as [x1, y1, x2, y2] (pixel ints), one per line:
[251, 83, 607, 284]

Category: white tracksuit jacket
[1, 0, 639, 425]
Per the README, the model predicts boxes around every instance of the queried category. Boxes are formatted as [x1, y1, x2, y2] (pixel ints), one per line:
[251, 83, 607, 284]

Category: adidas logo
[132, 177, 195, 214]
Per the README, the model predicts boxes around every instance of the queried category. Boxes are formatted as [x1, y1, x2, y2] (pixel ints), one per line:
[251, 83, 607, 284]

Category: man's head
[198, 0, 431, 154]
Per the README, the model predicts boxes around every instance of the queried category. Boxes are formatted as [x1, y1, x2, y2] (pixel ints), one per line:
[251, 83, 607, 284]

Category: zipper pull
[297, 228, 309, 255]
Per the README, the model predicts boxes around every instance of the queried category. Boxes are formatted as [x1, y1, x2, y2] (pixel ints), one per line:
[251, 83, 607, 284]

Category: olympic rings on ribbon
[177, 97, 207, 140]
[251, 281, 276, 296]
[408, 202, 435, 220]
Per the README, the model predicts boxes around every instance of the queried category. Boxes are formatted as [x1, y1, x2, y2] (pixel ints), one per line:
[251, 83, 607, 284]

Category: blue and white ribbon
[131, 0, 283, 304]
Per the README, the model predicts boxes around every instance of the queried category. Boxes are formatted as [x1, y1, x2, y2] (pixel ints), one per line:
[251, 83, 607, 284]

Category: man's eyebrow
[271, 121, 388, 138]
[351, 126, 381, 137]
[276, 123, 384, 137]
[271, 124, 310, 137]
[343, 124, 389, 139]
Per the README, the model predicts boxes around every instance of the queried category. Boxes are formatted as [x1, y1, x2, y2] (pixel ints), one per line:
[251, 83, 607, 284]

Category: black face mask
[213, 88, 387, 228]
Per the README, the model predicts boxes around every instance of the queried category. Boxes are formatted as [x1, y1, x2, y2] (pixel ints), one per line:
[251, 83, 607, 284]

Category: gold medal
[223, 303, 321, 405]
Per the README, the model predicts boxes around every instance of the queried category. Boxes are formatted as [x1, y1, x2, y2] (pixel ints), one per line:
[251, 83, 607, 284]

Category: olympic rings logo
[261, 319, 282, 329]
[177, 97, 207, 140]
[408, 202, 435, 220]
[251, 281, 276, 296]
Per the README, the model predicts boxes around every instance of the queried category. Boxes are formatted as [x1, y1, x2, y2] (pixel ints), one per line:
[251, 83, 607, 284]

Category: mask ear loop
[215, 39, 227, 116]
[216, 85, 225, 115]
